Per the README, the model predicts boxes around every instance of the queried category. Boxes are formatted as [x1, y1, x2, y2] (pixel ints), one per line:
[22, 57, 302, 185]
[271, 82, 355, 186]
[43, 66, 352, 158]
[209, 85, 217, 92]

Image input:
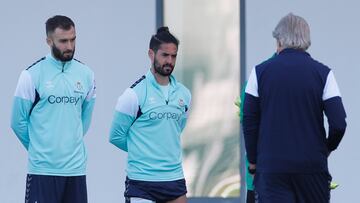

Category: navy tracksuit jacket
[243, 48, 346, 173]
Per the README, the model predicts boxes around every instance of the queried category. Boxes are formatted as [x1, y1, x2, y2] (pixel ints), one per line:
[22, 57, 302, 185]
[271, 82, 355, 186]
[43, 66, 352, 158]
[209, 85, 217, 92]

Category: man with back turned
[242, 13, 347, 203]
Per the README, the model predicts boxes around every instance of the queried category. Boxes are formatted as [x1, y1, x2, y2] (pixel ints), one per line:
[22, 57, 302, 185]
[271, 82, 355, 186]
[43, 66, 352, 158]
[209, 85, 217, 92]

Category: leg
[291, 172, 331, 203]
[254, 173, 296, 203]
[25, 174, 65, 203]
[246, 190, 255, 203]
[167, 194, 187, 203]
[62, 175, 88, 203]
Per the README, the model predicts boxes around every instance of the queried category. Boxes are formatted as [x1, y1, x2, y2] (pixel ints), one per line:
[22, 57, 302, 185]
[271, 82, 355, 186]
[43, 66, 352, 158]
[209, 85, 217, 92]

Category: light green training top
[11, 54, 96, 176]
[110, 70, 191, 181]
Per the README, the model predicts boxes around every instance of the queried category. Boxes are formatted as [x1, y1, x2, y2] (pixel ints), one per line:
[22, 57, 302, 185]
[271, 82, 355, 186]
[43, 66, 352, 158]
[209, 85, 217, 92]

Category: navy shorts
[254, 172, 332, 203]
[125, 177, 187, 203]
[246, 190, 255, 203]
[25, 174, 87, 203]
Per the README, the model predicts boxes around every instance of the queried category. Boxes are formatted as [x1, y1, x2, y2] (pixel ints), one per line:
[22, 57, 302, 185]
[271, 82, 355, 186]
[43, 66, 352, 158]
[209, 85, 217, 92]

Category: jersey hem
[127, 174, 184, 182]
[28, 168, 86, 176]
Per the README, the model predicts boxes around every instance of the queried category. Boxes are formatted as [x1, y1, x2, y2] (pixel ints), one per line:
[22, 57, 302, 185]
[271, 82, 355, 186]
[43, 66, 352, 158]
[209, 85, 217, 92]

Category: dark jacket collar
[279, 48, 310, 56]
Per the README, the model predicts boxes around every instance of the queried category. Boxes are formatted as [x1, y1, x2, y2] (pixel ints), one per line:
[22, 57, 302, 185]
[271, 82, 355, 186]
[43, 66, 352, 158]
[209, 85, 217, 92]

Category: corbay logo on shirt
[47, 95, 82, 105]
[149, 111, 182, 121]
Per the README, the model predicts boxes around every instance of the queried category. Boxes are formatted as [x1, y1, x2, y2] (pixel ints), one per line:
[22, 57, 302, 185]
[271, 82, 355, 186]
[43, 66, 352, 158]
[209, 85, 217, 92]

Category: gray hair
[272, 13, 311, 51]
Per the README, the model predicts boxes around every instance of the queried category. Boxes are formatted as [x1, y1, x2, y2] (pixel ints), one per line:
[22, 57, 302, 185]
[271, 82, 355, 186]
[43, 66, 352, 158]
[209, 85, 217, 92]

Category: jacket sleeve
[82, 73, 96, 135]
[109, 88, 138, 152]
[11, 70, 35, 150]
[322, 71, 347, 152]
[242, 68, 260, 164]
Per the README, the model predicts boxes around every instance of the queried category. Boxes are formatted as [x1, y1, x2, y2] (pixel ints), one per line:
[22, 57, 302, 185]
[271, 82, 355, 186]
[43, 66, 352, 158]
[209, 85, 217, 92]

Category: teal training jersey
[110, 70, 191, 181]
[11, 54, 96, 176]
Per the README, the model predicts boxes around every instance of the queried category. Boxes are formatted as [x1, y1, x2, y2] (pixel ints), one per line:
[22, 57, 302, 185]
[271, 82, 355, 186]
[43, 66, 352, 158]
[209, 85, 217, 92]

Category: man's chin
[163, 68, 173, 75]
[61, 54, 74, 62]
[60, 57, 73, 62]
[164, 73, 172, 77]
[157, 72, 172, 77]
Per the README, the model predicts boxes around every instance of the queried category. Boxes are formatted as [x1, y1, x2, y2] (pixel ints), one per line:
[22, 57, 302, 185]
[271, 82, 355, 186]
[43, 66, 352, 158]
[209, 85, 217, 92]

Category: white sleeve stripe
[115, 88, 139, 117]
[14, 70, 35, 102]
[323, 71, 341, 101]
[245, 67, 259, 97]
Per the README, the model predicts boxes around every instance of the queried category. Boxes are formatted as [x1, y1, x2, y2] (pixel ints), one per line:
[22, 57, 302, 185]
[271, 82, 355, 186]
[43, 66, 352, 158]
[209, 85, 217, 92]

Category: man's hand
[248, 163, 256, 177]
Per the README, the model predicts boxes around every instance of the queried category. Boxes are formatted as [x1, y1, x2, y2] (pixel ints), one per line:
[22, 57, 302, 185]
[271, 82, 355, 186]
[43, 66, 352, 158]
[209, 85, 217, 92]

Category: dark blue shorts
[254, 172, 332, 203]
[246, 190, 255, 203]
[25, 174, 87, 203]
[125, 177, 187, 203]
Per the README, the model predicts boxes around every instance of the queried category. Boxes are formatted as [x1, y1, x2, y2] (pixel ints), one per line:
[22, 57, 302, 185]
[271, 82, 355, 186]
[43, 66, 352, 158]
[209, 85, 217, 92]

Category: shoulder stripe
[245, 67, 259, 97]
[26, 57, 45, 70]
[130, 75, 146, 88]
[323, 71, 341, 101]
[74, 58, 84, 64]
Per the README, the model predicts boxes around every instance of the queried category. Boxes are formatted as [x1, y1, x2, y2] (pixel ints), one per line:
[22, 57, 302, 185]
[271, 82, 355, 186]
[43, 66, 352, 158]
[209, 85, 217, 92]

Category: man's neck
[151, 68, 170, 86]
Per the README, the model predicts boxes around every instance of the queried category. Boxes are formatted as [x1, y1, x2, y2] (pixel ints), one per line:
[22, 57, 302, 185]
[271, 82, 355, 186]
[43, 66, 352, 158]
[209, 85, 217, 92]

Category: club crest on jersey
[74, 81, 84, 94]
[179, 99, 184, 107]
[76, 81, 83, 91]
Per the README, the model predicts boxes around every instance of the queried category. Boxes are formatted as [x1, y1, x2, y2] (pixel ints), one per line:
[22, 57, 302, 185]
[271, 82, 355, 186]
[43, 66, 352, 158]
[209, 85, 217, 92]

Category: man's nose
[65, 41, 74, 50]
[166, 56, 174, 64]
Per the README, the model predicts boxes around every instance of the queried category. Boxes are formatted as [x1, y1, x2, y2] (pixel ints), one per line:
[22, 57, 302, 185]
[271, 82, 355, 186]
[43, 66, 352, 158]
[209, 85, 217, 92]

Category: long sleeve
[322, 71, 347, 152]
[242, 68, 260, 164]
[11, 70, 35, 150]
[82, 74, 96, 135]
[109, 88, 138, 152]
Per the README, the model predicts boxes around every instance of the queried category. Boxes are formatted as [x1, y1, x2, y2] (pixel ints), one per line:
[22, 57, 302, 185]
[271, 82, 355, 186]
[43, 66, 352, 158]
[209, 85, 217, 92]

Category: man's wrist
[248, 166, 256, 175]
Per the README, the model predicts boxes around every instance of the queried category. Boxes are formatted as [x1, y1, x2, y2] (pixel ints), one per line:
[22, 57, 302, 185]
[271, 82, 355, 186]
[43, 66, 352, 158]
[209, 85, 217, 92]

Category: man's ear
[276, 40, 282, 54]
[148, 49, 155, 61]
[46, 36, 53, 47]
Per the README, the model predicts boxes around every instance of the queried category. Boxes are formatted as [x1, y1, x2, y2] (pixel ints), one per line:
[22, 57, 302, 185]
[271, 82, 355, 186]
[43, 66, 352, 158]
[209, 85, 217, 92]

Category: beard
[153, 59, 174, 77]
[52, 44, 75, 62]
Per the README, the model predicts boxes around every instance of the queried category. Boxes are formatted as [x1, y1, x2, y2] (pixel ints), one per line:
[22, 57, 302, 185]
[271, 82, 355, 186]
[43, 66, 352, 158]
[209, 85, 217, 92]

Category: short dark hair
[149, 27, 179, 52]
[45, 15, 75, 36]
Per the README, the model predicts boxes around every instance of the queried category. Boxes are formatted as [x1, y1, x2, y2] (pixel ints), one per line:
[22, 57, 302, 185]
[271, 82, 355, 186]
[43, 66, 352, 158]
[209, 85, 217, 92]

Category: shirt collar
[146, 69, 178, 90]
[46, 53, 73, 71]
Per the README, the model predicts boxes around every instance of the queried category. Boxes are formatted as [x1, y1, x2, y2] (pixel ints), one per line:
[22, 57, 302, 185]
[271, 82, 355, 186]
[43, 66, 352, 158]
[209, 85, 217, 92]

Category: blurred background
[0, 0, 358, 202]
[164, 0, 241, 199]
